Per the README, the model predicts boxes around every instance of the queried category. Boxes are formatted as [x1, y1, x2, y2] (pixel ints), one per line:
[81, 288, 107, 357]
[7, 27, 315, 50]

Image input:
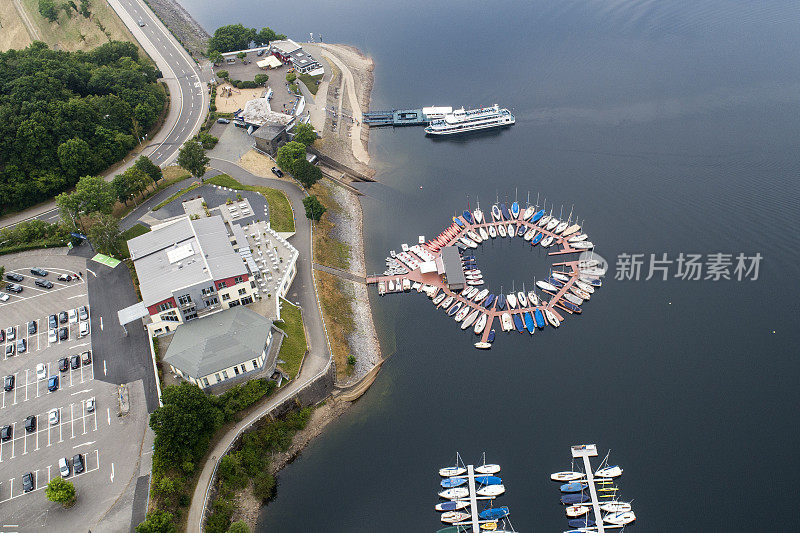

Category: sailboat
[595, 465, 623, 478]
[491, 204, 502, 221]
[488, 225, 497, 238]
[500, 313, 513, 331]
[604, 511, 636, 525]
[527, 290, 539, 306]
[441, 477, 468, 488]
[522, 205, 535, 220]
[497, 224, 507, 238]
[474, 463, 501, 475]
[565, 505, 590, 518]
[523, 311, 535, 334]
[536, 280, 558, 292]
[436, 500, 470, 512]
[441, 511, 471, 524]
[439, 487, 469, 499]
[531, 233, 543, 245]
[439, 296, 455, 309]
[477, 484, 505, 497]
[532, 209, 545, 223]
[544, 309, 560, 327]
[479, 227, 489, 240]
[506, 293, 518, 309]
[474, 313, 488, 334]
[600, 501, 632, 513]
[551, 471, 585, 482]
[473, 208, 484, 224]
[510, 201, 520, 219]
[461, 310, 480, 329]
[479, 506, 509, 520]
[560, 482, 588, 493]
[533, 308, 546, 329]
[462, 210, 473, 224]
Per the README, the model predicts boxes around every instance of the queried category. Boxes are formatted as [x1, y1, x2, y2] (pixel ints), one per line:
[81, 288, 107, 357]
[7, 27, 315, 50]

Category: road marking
[71, 388, 91, 396]
[107, 408, 111, 425]
[100, 317, 103, 331]
[86, 268, 96, 277]
[73, 440, 95, 449]
[110, 463, 115, 483]
[67, 294, 86, 299]
[103, 360, 107, 376]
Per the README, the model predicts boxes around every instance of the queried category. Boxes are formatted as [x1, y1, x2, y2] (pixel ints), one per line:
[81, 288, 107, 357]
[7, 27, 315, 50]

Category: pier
[367, 201, 601, 348]
[363, 106, 452, 126]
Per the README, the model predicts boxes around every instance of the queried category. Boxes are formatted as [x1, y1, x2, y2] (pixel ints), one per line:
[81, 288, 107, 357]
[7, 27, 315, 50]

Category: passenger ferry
[424, 104, 515, 135]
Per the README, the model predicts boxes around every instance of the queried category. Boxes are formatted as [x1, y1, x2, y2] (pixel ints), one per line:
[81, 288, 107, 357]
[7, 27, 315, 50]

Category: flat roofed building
[128, 215, 257, 336]
[269, 39, 324, 76]
[440, 246, 466, 290]
[163, 306, 284, 392]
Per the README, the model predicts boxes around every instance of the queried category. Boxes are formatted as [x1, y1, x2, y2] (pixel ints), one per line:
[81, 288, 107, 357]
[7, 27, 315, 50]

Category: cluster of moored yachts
[424, 201, 594, 254]
[436, 463, 514, 532]
[552, 466, 636, 530]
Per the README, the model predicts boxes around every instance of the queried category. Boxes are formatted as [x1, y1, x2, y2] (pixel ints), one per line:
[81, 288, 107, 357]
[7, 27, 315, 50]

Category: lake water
[182, 1, 800, 530]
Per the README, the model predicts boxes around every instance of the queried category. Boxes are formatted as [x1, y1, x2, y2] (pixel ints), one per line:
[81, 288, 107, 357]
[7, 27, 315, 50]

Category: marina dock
[363, 106, 452, 126]
[367, 200, 601, 348]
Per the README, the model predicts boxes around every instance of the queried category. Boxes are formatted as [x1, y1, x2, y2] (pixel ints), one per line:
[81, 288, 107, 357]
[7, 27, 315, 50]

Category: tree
[39, 0, 58, 21]
[208, 24, 257, 54]
[149, 383, 223, 464]
[275, 141, 306, 173]
[285, 71, 296, 83]
[55, 191, 84, 231]
[254, 73, 268, 85]
[256, 27, 279, 45]
[177, 141, 209, 178]
[292, 123, 316, 147]
[87, 213, 123, 255]
[302, 195, 326, 222]
[216, 70, 229, 79]
[293, 158, 322, 188]
[136, 510, 177, 533]
[134, 155, 163, 184]
[57, 138, 93, 181]
[237, 51, 246, 61]
[208, 50, 223, 65]
[227, 521, 251, 533]
[75, 175, 115, 215]
[45, 477, 76, 507]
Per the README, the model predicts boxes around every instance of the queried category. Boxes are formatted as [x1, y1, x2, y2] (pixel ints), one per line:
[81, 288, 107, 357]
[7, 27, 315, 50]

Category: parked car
[35, 279, 53, 289]
[49, 408, 59, 425]
[24, 415, 36, 432]
[0, 329, 4, 342]
[68, 309, 78, 323]
[48, 329, 57, 344]
[59, 327, 68, 341]
[3, 375, 14, 391]
[257, 48, 265, 56]
[59, 311, 68, 324]
[217, 118, 230, 124]
[138, 19, 145, 26]
[48, 314, 58, 330]
[5, 344, 13, 357]
[48, 375, 59, 392]
[16, 339, 26, 354]
[22, 472, 34, 493]
[30, 267, 48, 277]
[5, 272, 23, 282]
[0, 291, 9, 302]
[36, 363, 47, 380]
[271, 167, 284, 177]
[59, 457, 71, 478]
[85, 397, 95, 413]
[70, 355, 81, 370]
[58, 357, 69, 372]
[79, 306, 89, 321]
[5, 283, 22, 293]
[226, 58, 235, 64]
[73, 453, 85, 474]
[6, 326, 15, 341]
[1, 425, 11, 441]
[28, 320, 37, 335]
[57, 273, 73, 282]
[81, 350, 92, 365]
[78, 321, 89, 338]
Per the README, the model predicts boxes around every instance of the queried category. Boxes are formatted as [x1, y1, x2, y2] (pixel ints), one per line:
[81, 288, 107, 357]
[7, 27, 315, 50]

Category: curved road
[0, 0, 207, 228]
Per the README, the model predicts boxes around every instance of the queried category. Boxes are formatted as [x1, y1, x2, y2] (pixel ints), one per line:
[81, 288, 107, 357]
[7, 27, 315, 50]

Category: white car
[85, 397, 95, 413]
[68, 309, 78, 324]
[59, 457, 71, 477]
[0, 292, 9, 302]
[36, 363, 47, 380]
[48, 329, 57, 344]
[78, 321, 89, 338]
[48, 408, 59, 425]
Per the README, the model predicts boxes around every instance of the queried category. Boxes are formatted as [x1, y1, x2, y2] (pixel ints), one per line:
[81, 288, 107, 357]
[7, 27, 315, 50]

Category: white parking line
[67, 294, 86, 300]
[73, 440, 94, 449]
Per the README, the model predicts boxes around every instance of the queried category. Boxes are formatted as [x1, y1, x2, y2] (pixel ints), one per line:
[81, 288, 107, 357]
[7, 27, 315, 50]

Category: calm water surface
[183, 1, 800, 530]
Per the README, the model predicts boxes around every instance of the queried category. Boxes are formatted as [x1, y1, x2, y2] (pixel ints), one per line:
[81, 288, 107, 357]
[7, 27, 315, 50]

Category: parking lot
[0, 253, 153, 531]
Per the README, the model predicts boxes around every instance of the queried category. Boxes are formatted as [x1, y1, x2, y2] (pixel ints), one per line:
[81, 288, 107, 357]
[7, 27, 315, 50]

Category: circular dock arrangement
[367, 198, 604, 349]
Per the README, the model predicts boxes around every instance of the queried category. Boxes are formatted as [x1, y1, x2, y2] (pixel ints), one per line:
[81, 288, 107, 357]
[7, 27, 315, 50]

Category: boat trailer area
[366, 201, 601, 348]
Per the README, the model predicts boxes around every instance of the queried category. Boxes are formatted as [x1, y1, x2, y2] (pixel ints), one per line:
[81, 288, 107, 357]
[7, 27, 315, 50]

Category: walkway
[185, 157, 332, 533]
[313, 262, 366, 283]
[13, 0, 39, 41]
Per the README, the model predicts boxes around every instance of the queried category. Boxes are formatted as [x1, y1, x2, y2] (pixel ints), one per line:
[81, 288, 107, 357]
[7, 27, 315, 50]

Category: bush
[216, 70, 229, 79]
[254, 73, 268, 85]
[285, 72, 296, 83]
[347, 354, 356, 365]
[216, 379, 275, 420]
[45, 477, 76, 507]
[39, 0, 58, 21]
[205, 497, 235, 533]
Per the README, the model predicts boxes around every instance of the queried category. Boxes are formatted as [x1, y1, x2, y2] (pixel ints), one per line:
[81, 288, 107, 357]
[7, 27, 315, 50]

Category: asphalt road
[0, 0, 208, 229]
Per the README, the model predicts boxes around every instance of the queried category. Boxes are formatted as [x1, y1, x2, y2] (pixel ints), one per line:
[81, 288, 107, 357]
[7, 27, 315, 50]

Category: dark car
[58, 357, 69, 372]
[271, 167, 284, 177]
[49, 314, 58, 330]
[5, 344, 14, 357]
[81, 350, 92, 365]
[59, 327, 68, 341]
[78, 306, 89, 321]
[5, 283, 22, 293]
[24, 415, 36, 432]
[217, 118, 230, 124]
[30, 267, 48, 277]
[48, 375, 59, 392]
[73, 453, 85, 474]
[35, 279, 54, 289]
[5, 272, 23, 282]
[0, 425, 11, 441]
[28, 321, 37, 335]
[70, 355, 81, 370]
[59, 311, 68, 324]
[257, 48, 265, 56]
[22, 472, 34, 493]
[3, 375, 13, 391]
[16, 339, 26, 354]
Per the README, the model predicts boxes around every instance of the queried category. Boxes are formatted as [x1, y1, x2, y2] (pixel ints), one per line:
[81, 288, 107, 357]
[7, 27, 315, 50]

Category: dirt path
[12, 0, 39, 41]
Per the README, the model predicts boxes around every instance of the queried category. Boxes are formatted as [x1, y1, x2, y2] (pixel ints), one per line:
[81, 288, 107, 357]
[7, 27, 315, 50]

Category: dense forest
[0, 41, 165, 214]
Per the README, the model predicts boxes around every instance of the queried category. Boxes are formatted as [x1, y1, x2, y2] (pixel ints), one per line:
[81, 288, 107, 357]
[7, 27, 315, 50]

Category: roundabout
[367, 198, 604, 349]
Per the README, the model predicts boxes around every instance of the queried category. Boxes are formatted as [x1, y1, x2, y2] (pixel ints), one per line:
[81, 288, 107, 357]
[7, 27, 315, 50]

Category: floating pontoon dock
[363, 106, 453, 126]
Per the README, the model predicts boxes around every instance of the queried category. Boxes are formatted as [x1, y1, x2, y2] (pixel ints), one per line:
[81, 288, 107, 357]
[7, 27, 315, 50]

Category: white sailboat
[506, 293, 518, 309]
[551, 272, 570, 283]
[546, 218, 559, 231]
[439, 487, 469, 499]
[473, 289, 489, 302]
[566, 505, 590, 518]
[473, 313, 487, 334]
[500, 313, 513, 331]
[507, 223, 515, 237]
[544, 309, 560, 327]
[473, 208, 484, 224]
[536, 280, 558, 292]
[554, 221, 568, 234]
[440, 466, 467, 477]
[479, 227, 489, 240]
[604, 511, 636, 525]
[455, 306, 471, 322]
[522, 206, 535, 220]
[540, 236, 554, 247]
[600, 501, 632, 513]
[441, 511, 471, 524]
[524, 228, 536, 241]
[562, 224, 581, 237]
[477, 484, 505, 497]
[488, 225, 497, 238]
[595, 465, 623, 478]
[571, 241, 594, 249]
[568, 233, 588, 242]
[432, 293, 446, 305]
[550, 471, 585, 482]
[574, 280, 595, 294]
[527, 291, 539, 307]
[517, 291, 528, 307]
[461, 310, 480, 329]
[439, 296, 454, 309]
[474, 463, 501, 475]
[538, 215, 551, 227]
[497, 224, 507, 238]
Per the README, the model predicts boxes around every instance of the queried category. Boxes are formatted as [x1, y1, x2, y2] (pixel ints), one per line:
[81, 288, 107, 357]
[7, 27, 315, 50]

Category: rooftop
[242, 97, 295, 129]
[163, 306, 279, 378]
[128, 215, 247, 307]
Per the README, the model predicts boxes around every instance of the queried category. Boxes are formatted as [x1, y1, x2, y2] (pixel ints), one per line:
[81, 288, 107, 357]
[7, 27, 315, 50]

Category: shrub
[217, 70, 229, 79]
[254, 73, 268, 85]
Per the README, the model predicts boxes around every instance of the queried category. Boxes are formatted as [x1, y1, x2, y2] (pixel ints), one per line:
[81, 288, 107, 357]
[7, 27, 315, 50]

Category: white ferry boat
[424, 104, 515, 135]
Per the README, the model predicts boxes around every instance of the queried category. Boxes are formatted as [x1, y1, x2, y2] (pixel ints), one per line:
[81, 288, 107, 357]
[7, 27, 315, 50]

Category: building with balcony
[128, 215, 258, 337]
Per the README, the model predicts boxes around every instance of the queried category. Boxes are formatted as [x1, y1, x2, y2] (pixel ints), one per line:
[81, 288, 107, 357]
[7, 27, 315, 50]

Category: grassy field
[205, 174, 295, 233]
[0, 5, 33, 51]
[298, 74, 323, 95]
[314, 270, 354, 380]
[17, 0, 143, 55]
[273, 298, 308, 379]
[309, 180, 350, 270]
[113, 167, 192, 217]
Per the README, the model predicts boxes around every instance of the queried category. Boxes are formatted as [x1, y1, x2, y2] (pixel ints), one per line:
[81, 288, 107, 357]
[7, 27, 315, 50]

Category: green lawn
[298, 74, 323, 95]
[273, 299, 308, 379]
[206, 175, 295, 232]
